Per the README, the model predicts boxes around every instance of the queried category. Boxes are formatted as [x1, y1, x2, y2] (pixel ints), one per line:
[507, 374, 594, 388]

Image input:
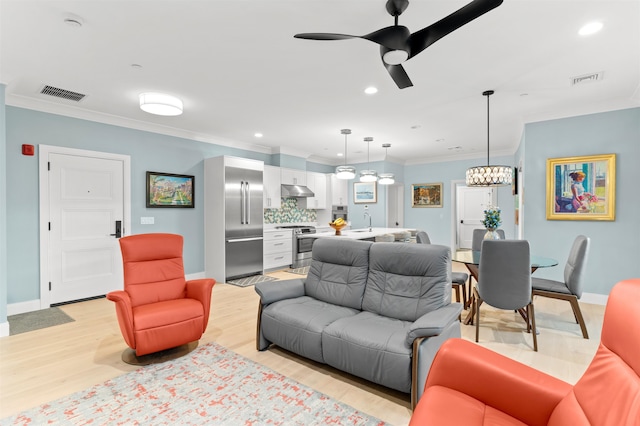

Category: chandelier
[466, 90, 513, 186]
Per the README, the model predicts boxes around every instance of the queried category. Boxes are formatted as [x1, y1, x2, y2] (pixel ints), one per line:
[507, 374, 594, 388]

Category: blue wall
[1, 85, 7, 325]
[3, 105, 639, 307]
[523, 108, 640, 295]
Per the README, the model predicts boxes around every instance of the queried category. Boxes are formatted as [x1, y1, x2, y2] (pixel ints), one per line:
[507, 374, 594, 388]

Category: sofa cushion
[322, 311, 413, 393]
[363, 243, 451, 322]
[261, 296, 359, 363]
[304, 239, 372, 310]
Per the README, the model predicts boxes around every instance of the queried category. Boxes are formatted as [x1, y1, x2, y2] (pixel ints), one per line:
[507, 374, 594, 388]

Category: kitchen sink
[349, 229, 370, 233]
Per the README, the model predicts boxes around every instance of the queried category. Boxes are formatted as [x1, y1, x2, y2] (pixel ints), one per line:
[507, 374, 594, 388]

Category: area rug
[1, 342, 385, 426]
[7, 307, 74, 336]
[287, 266, 310, 275]
[226, 274, 278, 287]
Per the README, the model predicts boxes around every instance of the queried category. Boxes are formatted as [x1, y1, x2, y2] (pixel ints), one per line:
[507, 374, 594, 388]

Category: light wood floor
[0, 266, 605, 425]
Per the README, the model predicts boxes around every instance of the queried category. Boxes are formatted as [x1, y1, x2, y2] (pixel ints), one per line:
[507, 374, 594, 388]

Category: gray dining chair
[416, 230, 469, 307]
[472, 239, 538, 351]
[532, 235, 591, 339]
[466, 228, 506, 307]
[471, 228, 506, 251]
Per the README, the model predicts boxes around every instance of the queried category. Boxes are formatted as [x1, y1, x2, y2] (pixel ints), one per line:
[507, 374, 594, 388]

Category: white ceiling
[2, 0, 639, 166]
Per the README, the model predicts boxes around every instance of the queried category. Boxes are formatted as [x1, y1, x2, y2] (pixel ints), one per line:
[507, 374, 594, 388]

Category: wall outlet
[140, 217, 154, 225]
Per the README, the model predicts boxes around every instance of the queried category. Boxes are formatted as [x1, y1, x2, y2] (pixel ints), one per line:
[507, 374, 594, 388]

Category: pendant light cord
[483, 90, 494, 167]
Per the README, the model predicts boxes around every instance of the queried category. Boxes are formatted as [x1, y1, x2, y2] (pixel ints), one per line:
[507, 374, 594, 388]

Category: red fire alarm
[22, 144, 35, 156]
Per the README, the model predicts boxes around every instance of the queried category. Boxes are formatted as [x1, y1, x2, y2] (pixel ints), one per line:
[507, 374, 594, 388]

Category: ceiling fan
[294, 0, 503, 89]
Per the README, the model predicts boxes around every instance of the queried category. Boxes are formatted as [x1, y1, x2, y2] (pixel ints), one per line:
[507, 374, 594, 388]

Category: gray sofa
[254, 238, 462, 407]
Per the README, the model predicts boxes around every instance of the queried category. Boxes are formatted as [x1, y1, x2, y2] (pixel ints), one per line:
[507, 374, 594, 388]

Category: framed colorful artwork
[353, 181, 377, 204]
[146, 171, 195, 208]
[546, 154, 615, 220]
[411, 183, 443, 208]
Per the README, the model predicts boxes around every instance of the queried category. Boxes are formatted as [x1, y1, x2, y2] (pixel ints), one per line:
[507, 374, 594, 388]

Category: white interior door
[43, 148, 128, 305]
[457, 186, 495, 249]
[386, 182, 404, 228]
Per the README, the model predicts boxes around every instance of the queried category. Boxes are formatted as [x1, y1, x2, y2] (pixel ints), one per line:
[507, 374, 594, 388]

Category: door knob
[110, 220, 122, 238]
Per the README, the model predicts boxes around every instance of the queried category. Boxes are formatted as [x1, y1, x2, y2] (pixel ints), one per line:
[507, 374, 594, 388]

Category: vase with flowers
[482, 206, 502, 240]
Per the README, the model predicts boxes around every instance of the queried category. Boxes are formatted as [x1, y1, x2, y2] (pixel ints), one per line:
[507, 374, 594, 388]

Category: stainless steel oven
[276, 225, 316, 269]
[332, 205, 348, 222]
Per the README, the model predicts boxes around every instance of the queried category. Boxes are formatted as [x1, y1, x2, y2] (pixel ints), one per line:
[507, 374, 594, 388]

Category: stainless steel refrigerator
[224, 165, 263, 279]
[205, 156, 264, 282]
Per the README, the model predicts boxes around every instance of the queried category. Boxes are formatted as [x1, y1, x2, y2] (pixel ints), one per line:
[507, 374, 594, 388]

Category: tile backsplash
[264, 198, 317, 224]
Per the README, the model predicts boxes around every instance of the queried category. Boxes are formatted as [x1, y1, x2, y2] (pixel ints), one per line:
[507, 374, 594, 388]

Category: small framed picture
[146, 171, 194, 208]
[411, 183, 443, 208]
[353, 181, 377, 204]
[546, 154, 615, 220]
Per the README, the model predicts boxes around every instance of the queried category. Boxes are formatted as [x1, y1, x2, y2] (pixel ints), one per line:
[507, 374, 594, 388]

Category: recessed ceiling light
[579, 21, 603, 36]
[139, 93, 183, 116]
[254, 133, 263, 138]
[411, 125, 422, 129]
[337, 153, 343, 157]
[364, 86, 378, 95]
[131, 64, 143, 69]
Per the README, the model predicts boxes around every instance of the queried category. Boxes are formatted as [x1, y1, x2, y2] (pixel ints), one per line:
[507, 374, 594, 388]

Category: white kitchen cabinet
[331, 173, 349, 206]
[263, 229, 293, 270]
[263, 165, 281, 209]
[281, 168, 307, 186]
[306, 171, 327, 209]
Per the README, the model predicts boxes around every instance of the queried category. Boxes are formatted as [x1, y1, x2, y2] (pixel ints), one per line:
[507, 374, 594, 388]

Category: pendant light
[465, 90, 513, 186]
[378, 143, 395, 185]
[359, 137, 378, 182]
[336, 129, 356, 179]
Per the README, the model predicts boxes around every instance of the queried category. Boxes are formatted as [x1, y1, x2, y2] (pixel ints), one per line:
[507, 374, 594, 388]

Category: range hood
[281, 184, 315, 198]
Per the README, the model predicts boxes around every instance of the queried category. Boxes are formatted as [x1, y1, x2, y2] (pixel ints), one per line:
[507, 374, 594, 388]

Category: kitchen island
[306, 227, 416, 242]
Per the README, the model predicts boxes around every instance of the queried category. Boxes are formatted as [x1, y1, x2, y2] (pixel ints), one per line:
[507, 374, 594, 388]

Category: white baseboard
[581, 292, 608, 306]
[0, 321, 9, 337]
[7, 299, 42, 316]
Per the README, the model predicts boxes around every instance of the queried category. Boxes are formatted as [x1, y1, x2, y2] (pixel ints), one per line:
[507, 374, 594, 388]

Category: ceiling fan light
[382, 49, 409, 65]
[379, 173, 395, 185]
[359, 169, 378, 182]
[336, 165, 356, 180]
[139, 93, 183, 116]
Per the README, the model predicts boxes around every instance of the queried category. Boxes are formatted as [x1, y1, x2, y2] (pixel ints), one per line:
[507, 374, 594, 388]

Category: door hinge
[49, 282, 51, 291]
[48, 161, 51, 171]
[48, 222, 51, 231]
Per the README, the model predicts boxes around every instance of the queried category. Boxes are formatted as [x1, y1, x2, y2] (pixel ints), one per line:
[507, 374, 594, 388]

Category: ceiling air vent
[571, 72, 603, 86]
[40, 85, 86, 102]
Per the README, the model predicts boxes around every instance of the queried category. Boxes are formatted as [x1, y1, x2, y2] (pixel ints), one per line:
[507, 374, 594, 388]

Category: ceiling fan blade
[362, 26, 411, 51]
[383, 62, 413, 89]
[408, 0, 503, 59]
[294, 33, 359, 41]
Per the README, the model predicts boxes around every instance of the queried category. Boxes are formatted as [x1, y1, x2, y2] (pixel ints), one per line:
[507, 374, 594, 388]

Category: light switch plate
[141, 217, 154, 225]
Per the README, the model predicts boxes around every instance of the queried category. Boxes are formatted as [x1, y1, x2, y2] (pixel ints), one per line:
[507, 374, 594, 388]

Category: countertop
[304, 227, 416, 240]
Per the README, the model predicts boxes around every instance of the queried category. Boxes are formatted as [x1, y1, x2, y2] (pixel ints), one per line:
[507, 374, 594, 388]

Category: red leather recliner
[410, 278, 640, 425]
[107, 233, 215, 356]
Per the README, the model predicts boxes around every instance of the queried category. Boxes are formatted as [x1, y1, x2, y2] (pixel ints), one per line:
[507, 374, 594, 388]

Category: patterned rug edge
[1, 341, 387, 426]
[226, 274, 278, 287]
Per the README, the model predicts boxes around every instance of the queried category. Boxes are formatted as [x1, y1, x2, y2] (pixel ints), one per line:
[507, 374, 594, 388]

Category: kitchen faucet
[364, 211, 372, 232]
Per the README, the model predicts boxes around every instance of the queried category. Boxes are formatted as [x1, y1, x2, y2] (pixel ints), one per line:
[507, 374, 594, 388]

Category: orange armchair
[107, 233, 215, 357]
[410, 279, 640, 425]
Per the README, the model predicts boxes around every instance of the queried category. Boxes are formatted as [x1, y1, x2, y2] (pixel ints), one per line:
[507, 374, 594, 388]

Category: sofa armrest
[413, 338, 571, 426]
[186, 278, 216, 332]
[407, 303, 462, 346]
[255, 278, 305, 305]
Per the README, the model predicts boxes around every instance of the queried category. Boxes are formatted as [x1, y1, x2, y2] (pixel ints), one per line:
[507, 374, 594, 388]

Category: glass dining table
[452, 250, 558, 325]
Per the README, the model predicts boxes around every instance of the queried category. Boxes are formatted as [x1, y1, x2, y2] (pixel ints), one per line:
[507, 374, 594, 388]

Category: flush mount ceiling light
[336, 129, 356, 179]
[359, 137, 378, 182]
[466, 90, 513, 186]
[139, 93, 183, 116]
[378, 143, 395, 185]
[364, 86, 378, 95]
